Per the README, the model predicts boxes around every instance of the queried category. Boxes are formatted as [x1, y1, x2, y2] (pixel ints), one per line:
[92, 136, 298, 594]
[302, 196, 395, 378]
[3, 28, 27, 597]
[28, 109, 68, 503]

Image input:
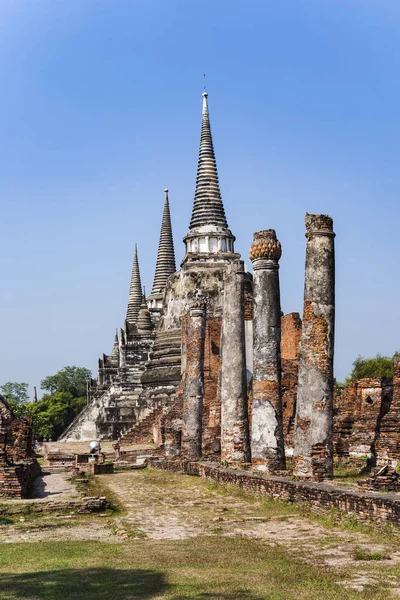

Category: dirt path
[102, 469, 400, 594]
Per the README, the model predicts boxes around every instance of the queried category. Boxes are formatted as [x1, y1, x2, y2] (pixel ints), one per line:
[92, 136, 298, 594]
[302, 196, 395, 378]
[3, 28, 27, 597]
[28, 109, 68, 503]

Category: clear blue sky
[1, 0, 399, 394]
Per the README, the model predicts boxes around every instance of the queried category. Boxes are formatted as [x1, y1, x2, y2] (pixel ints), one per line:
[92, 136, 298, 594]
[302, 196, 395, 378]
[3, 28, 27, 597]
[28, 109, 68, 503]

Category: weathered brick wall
[333, 373, 400, 467]
[0, 460, 41, 498]
[281, 359, 299, 450]
[154, 460, 400, 526]
[280, 313, 301, 452]
[10, 417, 34, 462]
[202, 317, 222, 456]
[375, 362, 400, 464]
[281, 313, 302, 360]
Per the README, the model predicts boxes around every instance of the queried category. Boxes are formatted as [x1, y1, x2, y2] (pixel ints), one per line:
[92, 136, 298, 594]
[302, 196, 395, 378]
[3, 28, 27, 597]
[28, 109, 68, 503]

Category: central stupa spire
[183, 90, 236, 264]
[189, 91, 228, 230]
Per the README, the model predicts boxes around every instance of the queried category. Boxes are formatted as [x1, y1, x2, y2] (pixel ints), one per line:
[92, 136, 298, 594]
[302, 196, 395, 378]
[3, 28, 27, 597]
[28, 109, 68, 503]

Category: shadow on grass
[174, 593, 265, 599]
[0, 568, 268, 600]
[0, 568, 168, 600]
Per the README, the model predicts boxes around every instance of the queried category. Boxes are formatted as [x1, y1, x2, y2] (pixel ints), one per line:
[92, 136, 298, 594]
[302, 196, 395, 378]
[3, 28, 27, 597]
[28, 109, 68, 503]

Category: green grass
[353, 548, 388, 561]
[0, 538, 391, 600]
[0, 468, 398, 599]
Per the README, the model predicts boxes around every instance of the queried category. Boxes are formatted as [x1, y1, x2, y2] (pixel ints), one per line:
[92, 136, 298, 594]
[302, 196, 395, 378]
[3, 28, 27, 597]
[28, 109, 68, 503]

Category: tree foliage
[0, 366, 91, 440]
[41, 366, 91, 397]
[0, 382, 29, 404]
[346, 351, 400, 383]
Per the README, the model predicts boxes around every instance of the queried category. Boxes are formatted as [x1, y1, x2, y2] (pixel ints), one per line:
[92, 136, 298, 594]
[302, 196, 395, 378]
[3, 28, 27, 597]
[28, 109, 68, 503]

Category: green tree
[0, 382, 29, 404]
[31, 366, 91, 439]
[41, 366, 91, 397]
[30, 391, 87, 440]
[346, 351, 400, 383]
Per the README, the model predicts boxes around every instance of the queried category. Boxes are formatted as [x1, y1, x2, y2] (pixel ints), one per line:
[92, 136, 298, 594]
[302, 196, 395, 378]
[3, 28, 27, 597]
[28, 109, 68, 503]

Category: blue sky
[1, 0, 399, 393]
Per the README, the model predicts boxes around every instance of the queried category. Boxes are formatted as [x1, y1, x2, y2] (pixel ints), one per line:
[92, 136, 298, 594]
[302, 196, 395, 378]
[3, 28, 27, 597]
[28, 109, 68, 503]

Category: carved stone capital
[250, 229, 282, 263]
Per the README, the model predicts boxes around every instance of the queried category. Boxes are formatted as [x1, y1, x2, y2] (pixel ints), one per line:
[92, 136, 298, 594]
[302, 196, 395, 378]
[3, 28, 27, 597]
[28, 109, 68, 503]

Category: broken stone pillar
[112, 441, 121, 460]
[293, 213, 335, 480]
[220, 263, 250, 464]
[181, 306, 206, 459]
[249, 230, 285, 471]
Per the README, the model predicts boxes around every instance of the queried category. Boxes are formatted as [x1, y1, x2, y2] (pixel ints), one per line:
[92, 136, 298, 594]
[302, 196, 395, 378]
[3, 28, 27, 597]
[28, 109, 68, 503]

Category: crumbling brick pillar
[0, 427, 7, 465]
[293, 213, 335, 480]
[181, 306, 206, 459]
[220, 263, 250, 464]
[249, 230, 285, 472]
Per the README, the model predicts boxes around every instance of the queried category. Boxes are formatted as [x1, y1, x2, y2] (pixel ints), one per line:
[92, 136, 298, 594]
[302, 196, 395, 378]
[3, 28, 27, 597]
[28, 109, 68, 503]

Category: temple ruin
[59, 90, 400, 480]
[0, 395, 40, 497]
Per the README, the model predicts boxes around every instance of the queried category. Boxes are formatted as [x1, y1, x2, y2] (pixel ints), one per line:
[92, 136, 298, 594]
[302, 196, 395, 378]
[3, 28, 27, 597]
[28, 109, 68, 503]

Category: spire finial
[203, 73, 207, 93]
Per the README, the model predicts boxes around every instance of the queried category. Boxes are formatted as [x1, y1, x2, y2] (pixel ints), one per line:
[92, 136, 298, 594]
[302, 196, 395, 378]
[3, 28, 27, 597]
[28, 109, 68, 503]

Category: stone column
[293, 213, 335, 480]
[250, 230, 285, 472]
[220, 263, 250, 464]
[181, 306, 206, 459]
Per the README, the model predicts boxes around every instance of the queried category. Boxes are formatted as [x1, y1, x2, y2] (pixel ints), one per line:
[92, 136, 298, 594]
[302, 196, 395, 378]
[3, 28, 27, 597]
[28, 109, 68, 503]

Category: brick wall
[154, 460, 400, 526]
[202, 317, 222, 455]
[280, 313, 302, 451]
[0, 460, 41, 498]
[334, 372, 400, 467]
[281, 313, 302, 360]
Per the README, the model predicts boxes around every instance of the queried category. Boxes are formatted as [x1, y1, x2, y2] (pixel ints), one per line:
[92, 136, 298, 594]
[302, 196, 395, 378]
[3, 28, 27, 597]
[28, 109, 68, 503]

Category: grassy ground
[0, 537, 393, 600]
[0, 468, 399, 599]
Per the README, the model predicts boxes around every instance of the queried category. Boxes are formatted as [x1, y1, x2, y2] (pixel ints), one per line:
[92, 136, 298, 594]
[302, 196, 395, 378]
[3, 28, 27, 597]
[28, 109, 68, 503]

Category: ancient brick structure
[61, 90, 247, 450]
[250, 229, 285, 472]
[0, 395, 40, 498]
[55, 87, 400, 479]
[281, 313, 302, 454]
[333, 364, 400, 468]
[281, 312, 302, 361]
[202, 316, 223, 455]
[294, 214, 335, 480]
[60, 92, 351, 479]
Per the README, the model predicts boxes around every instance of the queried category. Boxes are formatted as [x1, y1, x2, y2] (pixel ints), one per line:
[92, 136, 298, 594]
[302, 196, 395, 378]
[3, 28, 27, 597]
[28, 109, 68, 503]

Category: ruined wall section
[130, 261, 237, 451]
[375, 361, 400, 464]
[0, 395, 40, 498]
[202, 316, 223, 456]
[334, 372, 400, 468]
[281, 313, 302, 454]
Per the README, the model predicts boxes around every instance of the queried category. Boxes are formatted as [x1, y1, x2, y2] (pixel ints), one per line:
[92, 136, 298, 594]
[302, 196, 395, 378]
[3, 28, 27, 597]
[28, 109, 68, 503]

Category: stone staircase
[120, 405, 163, 445]
[120, 329, 183, 446]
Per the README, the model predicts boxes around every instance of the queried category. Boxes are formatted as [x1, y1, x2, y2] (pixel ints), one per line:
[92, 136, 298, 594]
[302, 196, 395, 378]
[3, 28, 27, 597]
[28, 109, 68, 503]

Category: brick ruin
[58, 89, 400, 481]
[0, 395, 41, 497]
[334, 363, 400, 469]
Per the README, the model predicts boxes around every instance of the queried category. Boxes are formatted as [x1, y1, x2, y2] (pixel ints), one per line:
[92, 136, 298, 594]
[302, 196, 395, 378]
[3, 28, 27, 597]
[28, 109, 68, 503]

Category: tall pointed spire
[189, 91, 228, 230]
[151, 189, 176, 296]
[126, 244, 143, 325]
[183, 90, 236, 264]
